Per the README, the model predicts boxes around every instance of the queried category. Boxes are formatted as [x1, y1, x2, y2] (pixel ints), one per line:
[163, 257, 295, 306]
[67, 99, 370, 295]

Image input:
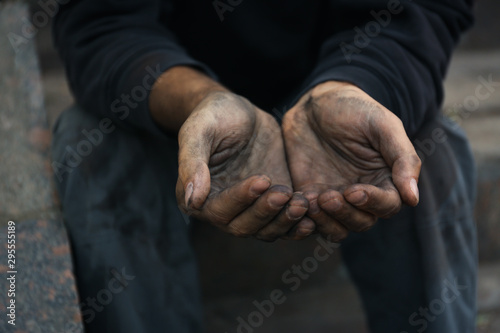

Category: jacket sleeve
[299, 0, 474, 137]
[53, 0, 215, 136]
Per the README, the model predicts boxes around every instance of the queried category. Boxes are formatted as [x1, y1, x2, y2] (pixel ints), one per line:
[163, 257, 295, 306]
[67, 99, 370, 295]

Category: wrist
[309, 80, 356, 99]
[149, 66, 228, 133]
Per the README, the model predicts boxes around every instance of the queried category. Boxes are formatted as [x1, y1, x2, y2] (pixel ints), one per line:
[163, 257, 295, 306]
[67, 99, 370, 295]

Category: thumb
[177, 123, 214, 211]
[391, 154, 421, 207]
[177, 158, 211, 211]
[375, 116, 422, 207]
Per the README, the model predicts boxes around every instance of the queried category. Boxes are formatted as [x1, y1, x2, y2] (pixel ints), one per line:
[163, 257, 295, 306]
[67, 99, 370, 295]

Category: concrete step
[0, 2, 82, 332]
[444, 50, 500, 118]
[477, 263, 500, 333]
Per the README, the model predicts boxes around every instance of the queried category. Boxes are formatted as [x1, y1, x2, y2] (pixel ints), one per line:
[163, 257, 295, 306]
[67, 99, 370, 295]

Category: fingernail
[296, 219, 315, 236]
[346, 190, 367, 205]
[410, 178, 419, 203]
[185, 182, 193, 207]
[297, 227, 314, 237]
[250, 178, 271, 196]
[267, 193, 290, 209]
[286, 205, 308, 220]
[325, 198, 342, 211]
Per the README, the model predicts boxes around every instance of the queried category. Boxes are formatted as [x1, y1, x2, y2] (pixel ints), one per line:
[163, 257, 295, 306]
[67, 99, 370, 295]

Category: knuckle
[252, 208, 276, 221]
[410, 153, 422, 169]
[227, 225, 252, 238]
[206, 208, 231, 226]
[331, 205, 350, 222]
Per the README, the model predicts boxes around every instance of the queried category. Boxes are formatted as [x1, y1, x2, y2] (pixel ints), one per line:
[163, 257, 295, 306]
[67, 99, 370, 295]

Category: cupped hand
[176, 91, 314, 241]
[282, 81, 421, 241]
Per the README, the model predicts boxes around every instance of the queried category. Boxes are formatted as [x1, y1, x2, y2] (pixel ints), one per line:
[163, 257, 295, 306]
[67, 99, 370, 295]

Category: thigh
[341, 115, 477, 333]
[51, 106, 203, 333]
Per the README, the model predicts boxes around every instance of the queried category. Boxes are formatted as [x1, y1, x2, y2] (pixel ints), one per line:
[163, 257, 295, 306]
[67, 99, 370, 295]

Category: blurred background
[1, 0, 499, 332]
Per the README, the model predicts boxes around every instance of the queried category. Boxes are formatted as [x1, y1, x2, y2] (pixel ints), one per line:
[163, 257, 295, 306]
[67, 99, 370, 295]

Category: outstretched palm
[177, 92, 312, 240]
[283, 82, 421, 240]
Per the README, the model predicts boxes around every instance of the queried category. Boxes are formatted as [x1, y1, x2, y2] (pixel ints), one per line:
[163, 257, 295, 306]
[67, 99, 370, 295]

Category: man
[52, 0, 477, 332]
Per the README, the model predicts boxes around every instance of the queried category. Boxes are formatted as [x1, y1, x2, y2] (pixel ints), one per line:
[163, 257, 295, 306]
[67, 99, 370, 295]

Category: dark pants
[52, 106, 477, 333]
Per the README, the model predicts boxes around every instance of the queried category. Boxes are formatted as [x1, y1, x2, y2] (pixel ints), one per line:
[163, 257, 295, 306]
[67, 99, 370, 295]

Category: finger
[371, 114, 421, 207]
[343, 179, 402, 219]
[318, 190, 378, 233]
[225, 185, 293, 238]
[255, 192, 310, 241]
[196, 175, 272, 225]
[281, 217, 316, 241]
[304, 192, 349, 242]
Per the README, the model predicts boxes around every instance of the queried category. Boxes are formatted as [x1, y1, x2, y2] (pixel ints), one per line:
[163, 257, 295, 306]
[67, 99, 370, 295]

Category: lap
[341, 114, 477, 333]
[51, 105, 203, 333]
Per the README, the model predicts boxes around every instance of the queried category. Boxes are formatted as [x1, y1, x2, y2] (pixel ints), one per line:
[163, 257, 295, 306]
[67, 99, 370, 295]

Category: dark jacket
[54, 0, 474, 137]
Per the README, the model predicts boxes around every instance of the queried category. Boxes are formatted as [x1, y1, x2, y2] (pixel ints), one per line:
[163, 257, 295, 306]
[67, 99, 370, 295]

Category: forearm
[149, 66, 228, 133]
[54, 0, 217, 136]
